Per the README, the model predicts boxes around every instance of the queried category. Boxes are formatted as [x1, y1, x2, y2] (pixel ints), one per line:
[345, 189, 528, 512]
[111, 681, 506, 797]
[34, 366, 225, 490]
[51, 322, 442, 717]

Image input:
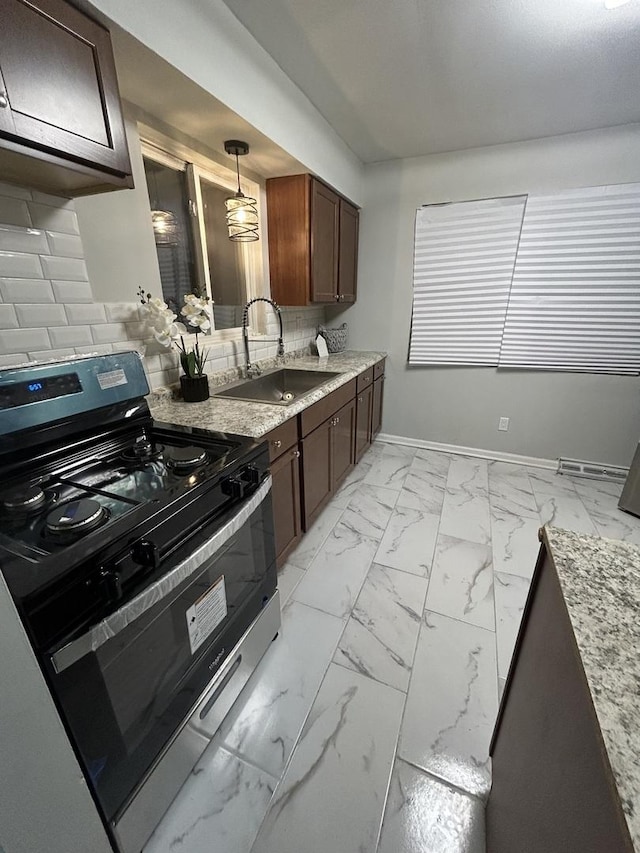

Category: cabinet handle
[292, 449, 300, 458]
[335, 294, 340, 302]
[358, 396, 363, 403]
[335, 416, 340, 424]
[273, 440, 282, 449]
[0, 93, 7, 109]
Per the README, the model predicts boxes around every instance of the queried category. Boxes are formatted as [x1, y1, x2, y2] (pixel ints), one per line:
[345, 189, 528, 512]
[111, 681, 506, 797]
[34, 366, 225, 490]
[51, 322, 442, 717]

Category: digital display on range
[0, 373, 83, 409]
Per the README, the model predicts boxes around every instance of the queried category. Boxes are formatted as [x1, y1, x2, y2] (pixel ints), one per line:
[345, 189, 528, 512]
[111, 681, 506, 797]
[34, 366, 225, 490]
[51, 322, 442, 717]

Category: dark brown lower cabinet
[301, 399, 357, 530]
[332, 399, 356, 488]
[301, 418, 333, 530]
[371, 375, 384, 439]
[487, 542, 633, 853]
[267, 361, 385, 561]
[270, 445, 302, 569]
[355, 384, 373, 462]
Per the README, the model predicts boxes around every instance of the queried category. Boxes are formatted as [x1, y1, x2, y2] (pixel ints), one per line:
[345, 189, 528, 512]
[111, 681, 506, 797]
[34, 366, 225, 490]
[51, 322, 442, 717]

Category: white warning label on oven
[97, 369, 128, 390]
[186, 576, 227, 655]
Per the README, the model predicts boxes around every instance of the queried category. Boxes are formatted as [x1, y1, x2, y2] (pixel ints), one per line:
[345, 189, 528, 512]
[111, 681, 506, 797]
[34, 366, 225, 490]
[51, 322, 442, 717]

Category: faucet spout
[241, 298, 285, 378]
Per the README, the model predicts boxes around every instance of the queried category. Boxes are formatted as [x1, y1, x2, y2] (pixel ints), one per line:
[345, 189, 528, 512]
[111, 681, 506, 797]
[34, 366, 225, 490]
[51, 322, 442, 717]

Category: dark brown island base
[487, 526, 638, 853]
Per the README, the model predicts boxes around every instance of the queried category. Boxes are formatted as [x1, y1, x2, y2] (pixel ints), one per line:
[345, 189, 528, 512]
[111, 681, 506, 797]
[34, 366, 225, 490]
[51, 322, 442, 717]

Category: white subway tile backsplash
[0, 251, 43, 278]
[0, 196, 32, 228]
[0, 305, 19, 329]
[40, 255, 87, 281]
[0, 328, 50, 355]
[0, 352, 28, 367]
[28, 202, 78, 235]
[0, 183, 32, 201]
[74, 343, 114, 356]
[45, 231, 83, 258]
[111, 340, 144, 353]
[64, 303, 106, 325]
[49, 325, 93, 348]
[105, 302, 140, 322]
[0, 278, 54, 303]
[51, 280, 93, 303]
[28, 348, 76, 362]
[124, 321, 147, 339]
[160, 351, 179, 369]
[15, 303, 68, 327]
[91, 323, 128, 344]
[0, 226, 49, 255]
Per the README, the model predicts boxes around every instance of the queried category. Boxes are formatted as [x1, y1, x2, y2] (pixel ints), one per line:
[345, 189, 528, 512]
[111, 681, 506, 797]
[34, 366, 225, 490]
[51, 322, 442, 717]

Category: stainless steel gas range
[0, 351, 280, 853]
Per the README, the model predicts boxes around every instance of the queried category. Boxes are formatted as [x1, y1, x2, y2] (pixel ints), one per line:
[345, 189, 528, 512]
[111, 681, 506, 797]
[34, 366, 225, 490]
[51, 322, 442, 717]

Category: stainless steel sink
[213, 368, 342, 406]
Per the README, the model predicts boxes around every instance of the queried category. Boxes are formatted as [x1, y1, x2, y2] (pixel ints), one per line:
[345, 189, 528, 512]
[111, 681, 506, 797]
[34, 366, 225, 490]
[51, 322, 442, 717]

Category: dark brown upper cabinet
[0, 0, 133, 196]
[266, 173, 360, 306]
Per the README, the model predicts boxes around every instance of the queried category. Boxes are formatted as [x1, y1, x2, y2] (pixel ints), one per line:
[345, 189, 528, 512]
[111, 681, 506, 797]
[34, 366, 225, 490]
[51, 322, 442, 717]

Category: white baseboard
[377, 432, 557, 470]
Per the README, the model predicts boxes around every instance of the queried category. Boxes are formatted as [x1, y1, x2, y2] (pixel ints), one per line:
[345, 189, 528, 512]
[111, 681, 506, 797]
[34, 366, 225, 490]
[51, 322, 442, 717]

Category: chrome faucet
[242, 297, 285, 378]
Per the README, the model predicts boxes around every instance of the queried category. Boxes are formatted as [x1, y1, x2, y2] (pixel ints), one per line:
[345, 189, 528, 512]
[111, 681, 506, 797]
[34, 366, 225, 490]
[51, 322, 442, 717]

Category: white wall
[84, 0, 363, 203]
[341, 124, 640, 466]
[75, 114, 163, 305]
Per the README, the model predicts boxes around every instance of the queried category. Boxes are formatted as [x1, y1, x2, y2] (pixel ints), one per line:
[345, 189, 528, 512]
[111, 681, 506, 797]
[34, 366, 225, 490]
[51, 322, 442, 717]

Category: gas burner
[2, 485, 47, 513]
[166, 445, 208, 471]
[45, 499, 108, 536]
[121, 439, 164, 464]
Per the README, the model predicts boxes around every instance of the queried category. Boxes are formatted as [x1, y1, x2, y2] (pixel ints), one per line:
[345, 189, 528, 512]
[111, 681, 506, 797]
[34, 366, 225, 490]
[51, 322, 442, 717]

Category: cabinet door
[0, 0, 130, 176]
[331, 398, 356, 490]
[355, 384, 373, 462]
[310, 178, 339, 303]
[301, 417, 332, 530]
[338, 199, 359, 304]
[271, 445, 303, 569]
[371, 376, 384, 440]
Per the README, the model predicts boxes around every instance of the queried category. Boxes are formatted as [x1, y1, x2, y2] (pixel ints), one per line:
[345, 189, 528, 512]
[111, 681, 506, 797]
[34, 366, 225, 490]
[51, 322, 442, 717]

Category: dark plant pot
[180, 374, 209, 403]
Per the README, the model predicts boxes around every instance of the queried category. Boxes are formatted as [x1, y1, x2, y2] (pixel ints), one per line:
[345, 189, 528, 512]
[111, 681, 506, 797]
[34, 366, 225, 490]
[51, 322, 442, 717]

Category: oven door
[45, 476, 276, 828]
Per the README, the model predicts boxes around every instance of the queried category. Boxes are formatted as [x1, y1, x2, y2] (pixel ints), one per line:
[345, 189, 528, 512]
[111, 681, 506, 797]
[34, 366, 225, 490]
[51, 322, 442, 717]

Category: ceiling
[220, 0, 640, 163]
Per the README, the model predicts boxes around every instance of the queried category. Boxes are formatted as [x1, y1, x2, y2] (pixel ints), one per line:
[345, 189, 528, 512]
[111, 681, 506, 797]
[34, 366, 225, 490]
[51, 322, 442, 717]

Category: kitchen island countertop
[148, 350, 386, 438]
[543, 526, 640, 848]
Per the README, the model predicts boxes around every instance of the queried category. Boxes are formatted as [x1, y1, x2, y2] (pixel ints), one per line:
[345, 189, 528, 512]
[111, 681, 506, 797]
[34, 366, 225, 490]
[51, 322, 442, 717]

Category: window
[141, 136, 263, 336]
[409, 183, 640, 375]
[408, 196, 526, 366]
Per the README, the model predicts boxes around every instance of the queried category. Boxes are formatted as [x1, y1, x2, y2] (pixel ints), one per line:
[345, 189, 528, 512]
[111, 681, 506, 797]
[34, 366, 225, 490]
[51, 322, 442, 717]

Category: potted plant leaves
[175, 335, 210, 402]
[137, 288, 212, 402]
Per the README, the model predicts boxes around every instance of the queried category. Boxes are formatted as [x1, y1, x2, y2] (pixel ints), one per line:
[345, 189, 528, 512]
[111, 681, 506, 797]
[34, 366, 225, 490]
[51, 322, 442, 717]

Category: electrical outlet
[498, 417, 510, 432]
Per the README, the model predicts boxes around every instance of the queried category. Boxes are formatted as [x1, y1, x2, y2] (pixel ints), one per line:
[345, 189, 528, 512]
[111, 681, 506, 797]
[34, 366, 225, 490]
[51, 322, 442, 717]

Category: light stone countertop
[148, 350, 387, 439]
[544, 526, 640, 849]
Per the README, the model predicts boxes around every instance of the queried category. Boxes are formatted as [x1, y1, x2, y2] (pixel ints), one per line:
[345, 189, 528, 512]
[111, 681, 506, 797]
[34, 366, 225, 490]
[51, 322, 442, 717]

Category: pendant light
[224, 140, 259, 242]
[147, 161, 179, 246]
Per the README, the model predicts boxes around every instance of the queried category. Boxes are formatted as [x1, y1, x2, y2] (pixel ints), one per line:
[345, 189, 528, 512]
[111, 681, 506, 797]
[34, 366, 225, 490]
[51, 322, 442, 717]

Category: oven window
[53, 494, 276, 821]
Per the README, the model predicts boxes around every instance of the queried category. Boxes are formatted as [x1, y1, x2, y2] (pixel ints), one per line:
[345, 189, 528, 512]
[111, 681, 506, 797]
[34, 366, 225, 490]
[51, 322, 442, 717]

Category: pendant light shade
[224, 140, 259, 242]
[151, 209, 179, 245]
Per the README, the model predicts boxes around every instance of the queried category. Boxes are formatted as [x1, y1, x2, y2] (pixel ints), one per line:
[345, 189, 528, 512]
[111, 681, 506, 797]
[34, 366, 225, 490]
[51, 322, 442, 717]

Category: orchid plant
[137, 288, 213, 378]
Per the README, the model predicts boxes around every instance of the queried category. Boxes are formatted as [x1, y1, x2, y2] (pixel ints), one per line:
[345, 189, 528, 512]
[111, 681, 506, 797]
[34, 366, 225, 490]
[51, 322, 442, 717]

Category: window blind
[498, 184, 640, 374]
[408, 196, 527, 366]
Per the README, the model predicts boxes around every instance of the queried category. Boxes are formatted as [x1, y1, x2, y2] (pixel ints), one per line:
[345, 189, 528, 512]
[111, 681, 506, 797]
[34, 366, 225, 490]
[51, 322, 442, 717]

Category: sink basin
[214, 368, 341, 406]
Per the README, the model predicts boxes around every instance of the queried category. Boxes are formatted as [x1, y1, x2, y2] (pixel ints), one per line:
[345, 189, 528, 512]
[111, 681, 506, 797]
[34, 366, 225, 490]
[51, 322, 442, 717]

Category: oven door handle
[50, 475, 272, 674]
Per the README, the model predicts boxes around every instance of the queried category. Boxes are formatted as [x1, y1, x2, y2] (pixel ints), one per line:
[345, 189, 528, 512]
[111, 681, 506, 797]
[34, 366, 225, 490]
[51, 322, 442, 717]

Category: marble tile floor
[144, 440, 635, 853]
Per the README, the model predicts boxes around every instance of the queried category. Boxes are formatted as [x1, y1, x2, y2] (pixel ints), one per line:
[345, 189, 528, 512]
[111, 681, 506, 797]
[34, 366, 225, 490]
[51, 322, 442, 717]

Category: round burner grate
[166, 445, 208, 470]
[121, 440, 164, 464]
[2, 485, 46, 513]
[46, 499, 107, 535]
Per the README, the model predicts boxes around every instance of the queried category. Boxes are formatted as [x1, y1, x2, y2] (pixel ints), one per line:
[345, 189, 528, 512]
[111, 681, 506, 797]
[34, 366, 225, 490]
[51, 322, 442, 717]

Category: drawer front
[356, 368, 373, 393]
[299, 378, 356, 437]
[373, 359, 386, 380]
[264, 417, 299, 461]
